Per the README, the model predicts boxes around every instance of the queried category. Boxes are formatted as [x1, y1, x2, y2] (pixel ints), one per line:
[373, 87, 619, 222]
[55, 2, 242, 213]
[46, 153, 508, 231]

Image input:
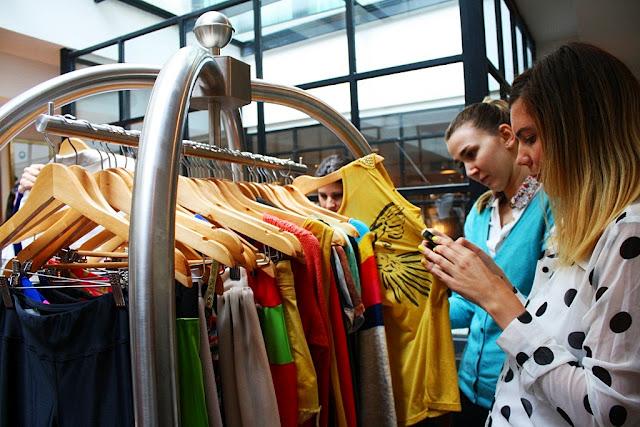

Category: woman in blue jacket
[430, 99, 552, 426]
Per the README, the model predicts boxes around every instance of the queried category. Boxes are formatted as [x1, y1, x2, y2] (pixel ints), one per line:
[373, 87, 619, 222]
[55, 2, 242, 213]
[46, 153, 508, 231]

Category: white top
[489, 201, 640, 426]
[487, 196, 527, 257]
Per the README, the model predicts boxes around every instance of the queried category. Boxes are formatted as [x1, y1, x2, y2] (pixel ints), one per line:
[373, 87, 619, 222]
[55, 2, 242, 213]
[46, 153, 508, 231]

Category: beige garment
[217, 267, 281, 426]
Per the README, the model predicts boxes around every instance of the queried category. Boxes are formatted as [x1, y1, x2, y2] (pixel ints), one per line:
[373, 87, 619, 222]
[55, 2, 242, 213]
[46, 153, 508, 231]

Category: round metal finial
[193, 11, 235, 55]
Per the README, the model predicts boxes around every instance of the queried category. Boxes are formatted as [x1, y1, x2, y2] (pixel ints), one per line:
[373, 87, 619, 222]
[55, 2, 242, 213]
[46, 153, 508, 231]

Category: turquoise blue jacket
[451, 191, 553, 409]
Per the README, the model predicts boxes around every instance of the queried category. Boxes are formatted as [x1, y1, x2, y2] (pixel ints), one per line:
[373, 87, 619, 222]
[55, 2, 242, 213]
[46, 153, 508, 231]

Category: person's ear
[499, 124, 515, 149]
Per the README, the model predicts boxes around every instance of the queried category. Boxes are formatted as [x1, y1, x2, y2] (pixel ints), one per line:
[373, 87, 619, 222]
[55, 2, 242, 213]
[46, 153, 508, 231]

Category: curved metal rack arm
[0, 65, 371, 158]
[251, 79, 372, 157]
[0, 64, 159, 152]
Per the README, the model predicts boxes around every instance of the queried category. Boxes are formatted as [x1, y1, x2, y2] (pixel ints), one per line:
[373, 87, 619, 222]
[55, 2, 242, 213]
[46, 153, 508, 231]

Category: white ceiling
[513, 0, 640, 78]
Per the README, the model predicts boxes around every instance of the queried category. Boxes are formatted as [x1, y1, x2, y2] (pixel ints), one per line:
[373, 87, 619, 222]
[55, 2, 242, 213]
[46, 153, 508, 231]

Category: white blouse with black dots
[488, 201, 640, 426]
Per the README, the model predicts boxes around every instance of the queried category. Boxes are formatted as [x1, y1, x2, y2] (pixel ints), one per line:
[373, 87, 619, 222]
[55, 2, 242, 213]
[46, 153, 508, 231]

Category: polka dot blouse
[489, 201, 640, 426]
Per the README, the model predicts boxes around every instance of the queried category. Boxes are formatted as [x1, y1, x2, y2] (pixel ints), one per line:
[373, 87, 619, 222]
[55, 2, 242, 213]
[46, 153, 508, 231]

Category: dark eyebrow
[515, 127, 535, 139]
[457, 146, 471, 160]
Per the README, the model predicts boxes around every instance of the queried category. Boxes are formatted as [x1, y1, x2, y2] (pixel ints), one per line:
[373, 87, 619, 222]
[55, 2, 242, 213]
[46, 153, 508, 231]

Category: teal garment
[177, 318, 209, 427]
[348, 218, 369, 243]
[452, 191, 553, 409]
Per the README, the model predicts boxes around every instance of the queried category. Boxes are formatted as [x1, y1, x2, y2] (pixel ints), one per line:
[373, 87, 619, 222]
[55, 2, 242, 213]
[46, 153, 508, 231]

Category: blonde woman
[421, 43, 640, 426]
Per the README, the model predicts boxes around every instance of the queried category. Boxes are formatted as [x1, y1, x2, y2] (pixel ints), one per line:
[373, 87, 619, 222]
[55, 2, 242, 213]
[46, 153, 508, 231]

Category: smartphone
[421, 228, 439, 250]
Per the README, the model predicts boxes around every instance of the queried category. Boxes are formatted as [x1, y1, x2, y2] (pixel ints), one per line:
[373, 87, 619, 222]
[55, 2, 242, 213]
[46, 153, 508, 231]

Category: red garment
[263, 214, 331, 427]
[249, 269, 299, 427]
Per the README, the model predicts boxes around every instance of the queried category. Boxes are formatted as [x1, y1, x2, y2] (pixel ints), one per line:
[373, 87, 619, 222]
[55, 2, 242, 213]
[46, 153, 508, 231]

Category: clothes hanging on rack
[263, 214, 332, 427]
[0, 149, 460, 427]
[354, 229, 397, 427]
[304, 219, 357, 427]
[0, 292, 134, 426]
[249, 268, 299, 427]
[198, 280, 224, 427]
[335, 154, 461, 425]
[274, 260, 321, 424]
[217, 267, 281, 427]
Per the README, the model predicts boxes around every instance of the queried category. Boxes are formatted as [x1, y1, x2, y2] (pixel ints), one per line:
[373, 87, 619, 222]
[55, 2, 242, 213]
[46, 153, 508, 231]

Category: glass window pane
[360, 103, 465, 187]
[242, 103, 258, 132]
[74, 46, 121, 123]
[261, 1, 348, 85]
[266, 128, 295, 154]
[75, 92, 120, 124]
[125, 25, 180, 66]
[355, 0, 461, 72]
[141, 0, 232, 16]
[130, 89, 151, 118]
[358, 63, 465, 115]
[188, 110, 209, 142]
[515, 26, 524, 74]
[298, 146, 347, 175]
[76, 44, 118, 67]
[527, 44, 533, 69]
[186, 2, 257, 78]
[11, 140, 51, 180]
[500, 0, 513, 82]
[187, 107, 255, 152]
[483, 0, 499, 68]
[422, 192, 467, 239]
[488, 73, 501, 99]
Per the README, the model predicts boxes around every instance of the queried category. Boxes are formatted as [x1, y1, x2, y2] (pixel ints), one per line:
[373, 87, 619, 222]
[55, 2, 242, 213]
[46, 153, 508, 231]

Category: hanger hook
[66, 137, 79, 166]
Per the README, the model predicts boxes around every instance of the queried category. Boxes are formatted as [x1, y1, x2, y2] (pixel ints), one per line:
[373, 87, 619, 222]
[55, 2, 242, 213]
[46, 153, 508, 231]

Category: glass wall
[60, 0, 535, 215]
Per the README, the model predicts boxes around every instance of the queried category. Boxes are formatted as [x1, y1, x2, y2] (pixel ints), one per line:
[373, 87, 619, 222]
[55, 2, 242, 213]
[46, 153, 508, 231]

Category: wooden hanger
[238, 182, 259, 198]
[176, 176, 303, 257]
[214, 179, 348, 246]
[11, 209, 68, 242]
[265, 184, 308, 215]
[59, 137, 90, 156]
[3, 164, 191, 284]
[0, 163, 129, 250]
[95, 169, 237, 268]
[14, 166, 128, 272]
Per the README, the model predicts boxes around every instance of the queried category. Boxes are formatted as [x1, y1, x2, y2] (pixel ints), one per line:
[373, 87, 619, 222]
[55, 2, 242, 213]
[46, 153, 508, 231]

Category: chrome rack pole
[129, 46, 221, 426]
[34, 113, 308, 174]
[221, 109, 246, 180]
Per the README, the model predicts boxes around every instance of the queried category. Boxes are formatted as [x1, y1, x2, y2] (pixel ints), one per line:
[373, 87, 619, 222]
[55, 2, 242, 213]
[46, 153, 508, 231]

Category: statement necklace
[508, 175, 541, 209]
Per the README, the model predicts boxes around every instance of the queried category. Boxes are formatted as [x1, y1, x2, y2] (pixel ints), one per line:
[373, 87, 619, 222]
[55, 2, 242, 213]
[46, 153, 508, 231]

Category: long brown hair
[445, 98, 511, 212]
[510, 43, 640, 264]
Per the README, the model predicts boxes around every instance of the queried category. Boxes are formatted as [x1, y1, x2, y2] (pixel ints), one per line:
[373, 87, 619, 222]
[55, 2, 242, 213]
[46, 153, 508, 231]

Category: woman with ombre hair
[420, 43, 640, 426]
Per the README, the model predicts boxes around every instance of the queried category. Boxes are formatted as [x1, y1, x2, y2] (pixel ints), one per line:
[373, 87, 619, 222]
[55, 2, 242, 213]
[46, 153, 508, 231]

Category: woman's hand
[418, 234, 526, 329]
[18, 164, 45, 193]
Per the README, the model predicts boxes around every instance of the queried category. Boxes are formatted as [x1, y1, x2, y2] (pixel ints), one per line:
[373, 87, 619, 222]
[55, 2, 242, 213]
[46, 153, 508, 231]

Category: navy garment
[0, 292, 133, 426]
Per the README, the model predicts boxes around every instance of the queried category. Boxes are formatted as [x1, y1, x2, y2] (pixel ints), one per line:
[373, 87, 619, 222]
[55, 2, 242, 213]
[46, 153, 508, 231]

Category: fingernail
[431, 236, 440, 243]
[418, 244, 426, 252]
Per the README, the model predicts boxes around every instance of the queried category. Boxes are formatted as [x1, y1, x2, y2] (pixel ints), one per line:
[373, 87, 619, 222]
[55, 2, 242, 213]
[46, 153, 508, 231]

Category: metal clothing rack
[0, 11, 373, 427]
[35, 113, 309, 174]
